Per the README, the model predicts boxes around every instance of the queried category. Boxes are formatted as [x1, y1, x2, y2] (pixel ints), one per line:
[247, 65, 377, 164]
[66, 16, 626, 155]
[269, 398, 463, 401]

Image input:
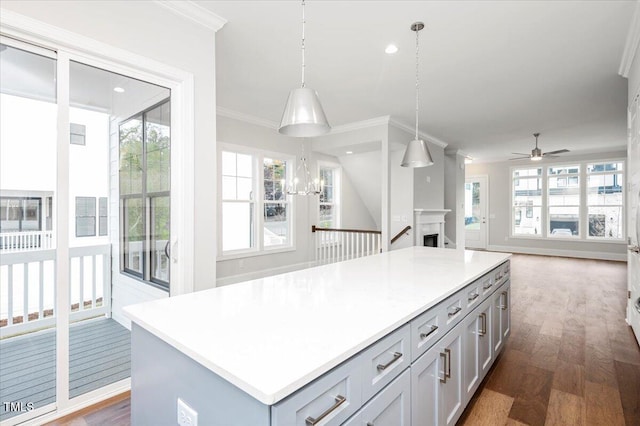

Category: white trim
[619, 1, 640, 77]
[153, 0, 227, 32]
[329, 115, 391, 134]
[216, 261, 316, 287]
[317, 160, 342, 229]
[217, 106, 279, 129]
[389, 118, 449, 148]
[486, 244, 626, 262]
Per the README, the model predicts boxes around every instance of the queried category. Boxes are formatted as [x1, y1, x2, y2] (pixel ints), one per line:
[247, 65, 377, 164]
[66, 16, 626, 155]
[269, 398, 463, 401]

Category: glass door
[0, 40, 58, 423]
[465, 176, 488, 249]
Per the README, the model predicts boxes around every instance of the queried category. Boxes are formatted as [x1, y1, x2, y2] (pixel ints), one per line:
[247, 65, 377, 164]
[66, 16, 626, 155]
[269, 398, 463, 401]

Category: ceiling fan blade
[543, 149, 570, 156]
[511, 152, 530, 156]
[509, 156, 530, 160]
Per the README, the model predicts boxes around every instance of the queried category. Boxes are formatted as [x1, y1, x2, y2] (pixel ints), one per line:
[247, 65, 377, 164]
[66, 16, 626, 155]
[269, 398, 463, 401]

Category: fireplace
[423, 234, 438, 248]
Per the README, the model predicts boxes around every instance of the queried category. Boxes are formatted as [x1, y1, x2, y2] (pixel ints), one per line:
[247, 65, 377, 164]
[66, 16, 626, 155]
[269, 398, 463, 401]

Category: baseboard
[216, 261, 317, 287]
[486, 244, 627, 262]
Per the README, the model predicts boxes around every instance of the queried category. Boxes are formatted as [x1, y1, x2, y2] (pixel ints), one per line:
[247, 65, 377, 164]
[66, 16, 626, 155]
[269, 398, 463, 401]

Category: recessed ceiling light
[385, 44, 398, 54]
[113, 87, 125, 93]
[346, 151, 353, 155]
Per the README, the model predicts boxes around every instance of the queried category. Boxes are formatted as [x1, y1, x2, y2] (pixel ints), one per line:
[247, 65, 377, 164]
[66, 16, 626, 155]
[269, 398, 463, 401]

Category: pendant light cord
[415, 24, 420, 141]
[301, 0, 306, 88]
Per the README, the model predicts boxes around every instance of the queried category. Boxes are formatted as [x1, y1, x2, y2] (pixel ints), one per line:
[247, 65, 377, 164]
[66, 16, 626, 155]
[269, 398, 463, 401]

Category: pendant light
[279, 0, 331, 137]
[401, 22, 434, 168]
[285, 156, 323, 195]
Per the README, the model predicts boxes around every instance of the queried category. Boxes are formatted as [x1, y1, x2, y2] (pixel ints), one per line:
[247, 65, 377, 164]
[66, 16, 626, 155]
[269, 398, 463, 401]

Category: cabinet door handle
[500, 291, 508, 310]
[445, 348, 452, 379]
[377, 352, 403, 371]
[439, 351, 448, 383]
[420, 325, 438, 339]
[468, 293, 479, 302]
[448, 306, 462, 317]
[479, 313, 486, 336]
[305, 395, 346, 425]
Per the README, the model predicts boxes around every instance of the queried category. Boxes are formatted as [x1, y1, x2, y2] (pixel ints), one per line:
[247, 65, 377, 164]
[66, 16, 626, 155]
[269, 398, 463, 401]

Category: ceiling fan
[509, 133, 569, 161]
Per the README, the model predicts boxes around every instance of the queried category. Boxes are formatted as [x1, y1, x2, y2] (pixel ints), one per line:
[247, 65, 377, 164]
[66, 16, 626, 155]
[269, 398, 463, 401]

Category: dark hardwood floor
[45, 254, 639, 426]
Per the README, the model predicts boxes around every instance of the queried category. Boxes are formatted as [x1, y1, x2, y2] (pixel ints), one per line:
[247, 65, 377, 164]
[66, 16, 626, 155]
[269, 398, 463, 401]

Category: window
[511, 160, 624, 241]
[548, 165, 579, 237]
[70, 122, 86, 145]
[587, 162, 623, 239]
[318, 164, 341, 229]
[75, 197, 96, 237]
[98, 197, 108, 236]
[512, 168, 542, 235]
[0, 197, 42, 232]
[220, 145, 293, 256]
[119, 99, 170, 288]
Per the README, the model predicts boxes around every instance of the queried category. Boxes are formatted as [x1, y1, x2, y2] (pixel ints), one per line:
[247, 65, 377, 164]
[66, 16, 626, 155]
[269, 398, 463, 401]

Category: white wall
[466, 150, 627, 260]
[414, 142, 445, 210]
[388, 126, 415, 249]
[338, 150, 383, 229]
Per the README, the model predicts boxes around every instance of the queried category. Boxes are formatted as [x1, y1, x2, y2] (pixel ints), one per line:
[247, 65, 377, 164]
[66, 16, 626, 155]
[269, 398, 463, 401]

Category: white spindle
[8, 265, 13, 326]
[92, 254, 97, 309]
[79, 257, 85, 311]
[23, 263, 29, 323]
[39, 260, 44, 319]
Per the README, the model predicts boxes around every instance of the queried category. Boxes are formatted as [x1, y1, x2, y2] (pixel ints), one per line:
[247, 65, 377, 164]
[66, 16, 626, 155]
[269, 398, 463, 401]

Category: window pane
[119, 117, 143, 195]
[22, 199, 41, 231]
[513, 168, 541, 178]
[264, 203, 288, 247]
[222, 202, 253, 251]
[222, 151, 237, 176]
[513, 206, 542, 235]
[319, 205, 334, 228]
[146, 101, 171, 193]
[548, 165, 579, 175]
[587, 162, 623, 173]
[237, 177, 253, 200]
[465, 182, 481, 230]
[222, 176, 237, 200]
[150, 196, 170, 283]
[123, 197, 144, 274]
[549, 207, 579, 236]
[264, 158, 287, 202]
[75, 197, 96, 237]
[237, 153, 252, 177]
[587, 174, 623, 205]
[588, 206, 622, 238]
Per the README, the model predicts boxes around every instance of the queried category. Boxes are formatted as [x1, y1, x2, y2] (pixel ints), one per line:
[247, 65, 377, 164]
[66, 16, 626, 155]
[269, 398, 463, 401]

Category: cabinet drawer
[360, 324, 411, 401]
[480, 275, 493, 297]
[466, 283, 482, 310]
[411, 303, 444, 362]
[271, 357, 362, 426]
[443, 291, 465, 327]
[343, 369, 411, 426]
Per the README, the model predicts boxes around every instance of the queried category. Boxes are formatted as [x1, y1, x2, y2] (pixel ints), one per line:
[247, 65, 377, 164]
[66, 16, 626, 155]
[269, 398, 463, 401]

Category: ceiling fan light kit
[509, 132, 570, 161]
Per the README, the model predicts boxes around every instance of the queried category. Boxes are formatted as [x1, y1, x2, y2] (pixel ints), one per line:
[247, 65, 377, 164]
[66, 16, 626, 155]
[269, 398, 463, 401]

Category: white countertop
[123, 247, 510, 405]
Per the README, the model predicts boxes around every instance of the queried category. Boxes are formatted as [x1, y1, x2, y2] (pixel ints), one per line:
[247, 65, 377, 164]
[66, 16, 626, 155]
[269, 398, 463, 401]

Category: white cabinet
[439, 329, 464, 426]
[492, 281, 511, 355]
[343, 369, 411, 426]
[462, 297, 493, 402]
[477, 297, 494, 378]
[411, 339, 440, 426]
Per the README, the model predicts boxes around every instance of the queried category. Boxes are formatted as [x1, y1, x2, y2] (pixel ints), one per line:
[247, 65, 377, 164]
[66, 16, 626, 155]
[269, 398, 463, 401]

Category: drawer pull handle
[377, 352, 403, 371]
[440, 348, 452, 383]
[468, 293, 479, 302]
[448, 306, 462, 317]
[305, 395, 346, 425]
[479, 313, 487, 336]
[420, 325, 438, 339]
[483, 282, 493, 290]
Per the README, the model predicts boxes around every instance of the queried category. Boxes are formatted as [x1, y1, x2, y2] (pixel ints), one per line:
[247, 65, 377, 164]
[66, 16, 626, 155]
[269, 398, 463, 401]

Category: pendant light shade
[401, 21, 434, 168]
[279, 87, 330, 137]
[401, 138, 434, 167]
[278, 0, 330, 137]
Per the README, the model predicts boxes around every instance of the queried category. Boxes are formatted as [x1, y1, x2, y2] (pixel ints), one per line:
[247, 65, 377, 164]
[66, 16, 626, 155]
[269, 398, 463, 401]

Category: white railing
[313, 226, 382, 265]
[0, 244, 111, 338]
[0, 230, 54, 252]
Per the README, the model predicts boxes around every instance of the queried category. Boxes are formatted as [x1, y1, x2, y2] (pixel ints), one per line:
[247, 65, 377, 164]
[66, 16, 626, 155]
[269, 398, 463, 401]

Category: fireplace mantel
[414, 209, 451, 248]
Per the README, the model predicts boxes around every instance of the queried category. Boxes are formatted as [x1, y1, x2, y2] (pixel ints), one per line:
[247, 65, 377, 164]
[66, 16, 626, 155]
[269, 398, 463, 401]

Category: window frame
[510, 158, 625, 242]
[317, 161, 342, 230]
[547, 165, 581, 238]
[511, 167, 543, 237]
[217, 143, 295, 260]
[586, 161, 624, 240]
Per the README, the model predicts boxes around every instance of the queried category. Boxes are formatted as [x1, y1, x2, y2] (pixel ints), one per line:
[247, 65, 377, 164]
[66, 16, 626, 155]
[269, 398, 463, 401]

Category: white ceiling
[203, 0, 635, 161]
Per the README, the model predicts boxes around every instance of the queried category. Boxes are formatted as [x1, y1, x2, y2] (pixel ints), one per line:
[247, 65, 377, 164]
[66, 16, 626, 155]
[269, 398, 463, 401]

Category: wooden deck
[0, 318, 130, 422]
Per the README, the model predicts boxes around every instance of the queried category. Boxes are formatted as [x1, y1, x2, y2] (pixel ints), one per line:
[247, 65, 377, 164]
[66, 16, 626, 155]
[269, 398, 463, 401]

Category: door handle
[628, 245, 640, 253]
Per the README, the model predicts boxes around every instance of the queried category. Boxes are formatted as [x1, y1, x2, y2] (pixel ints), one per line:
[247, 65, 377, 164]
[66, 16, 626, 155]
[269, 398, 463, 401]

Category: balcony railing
[0, 244, 111, 338]
[0, 230, 54, 252]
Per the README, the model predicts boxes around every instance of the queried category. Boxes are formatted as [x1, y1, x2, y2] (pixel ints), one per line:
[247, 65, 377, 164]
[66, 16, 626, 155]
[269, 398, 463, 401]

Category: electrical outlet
[177, 398, 198, 426]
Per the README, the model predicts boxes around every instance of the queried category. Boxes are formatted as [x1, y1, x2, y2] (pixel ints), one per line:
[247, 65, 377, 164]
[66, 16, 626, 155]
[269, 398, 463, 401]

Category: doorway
[465, 176, 488, 250]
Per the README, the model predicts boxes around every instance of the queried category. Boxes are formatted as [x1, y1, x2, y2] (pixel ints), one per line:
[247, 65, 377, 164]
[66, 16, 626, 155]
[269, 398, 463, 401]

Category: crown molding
[619, 1, 640, 77]
[389, 118, 448, 148]
[328, 116, 391, 135]
[154, 1, 227, 32]
[217, 106, 279, 129]
[444, 148, 468, 157]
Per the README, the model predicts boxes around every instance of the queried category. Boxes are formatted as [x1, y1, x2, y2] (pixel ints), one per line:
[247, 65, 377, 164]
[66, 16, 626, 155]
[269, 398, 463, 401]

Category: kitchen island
[124, 246, 511, 425]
